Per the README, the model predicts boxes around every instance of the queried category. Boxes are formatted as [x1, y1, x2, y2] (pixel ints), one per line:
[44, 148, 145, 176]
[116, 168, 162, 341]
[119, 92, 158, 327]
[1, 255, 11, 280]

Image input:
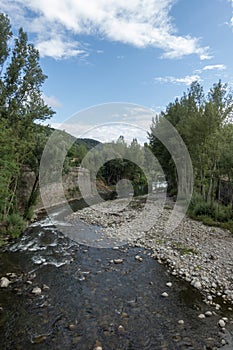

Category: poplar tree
[0, 13, 54, 232]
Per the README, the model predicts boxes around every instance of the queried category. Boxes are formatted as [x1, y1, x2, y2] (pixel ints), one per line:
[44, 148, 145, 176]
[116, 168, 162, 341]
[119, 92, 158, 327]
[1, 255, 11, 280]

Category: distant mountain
[47, 126, 100, 149]
[75, 138, 100, 150]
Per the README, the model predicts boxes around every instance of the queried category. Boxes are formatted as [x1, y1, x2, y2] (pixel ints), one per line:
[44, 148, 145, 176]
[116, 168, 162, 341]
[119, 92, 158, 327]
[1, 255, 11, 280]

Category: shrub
[213, 204, 232, 222]
[6, 213, 27, 237]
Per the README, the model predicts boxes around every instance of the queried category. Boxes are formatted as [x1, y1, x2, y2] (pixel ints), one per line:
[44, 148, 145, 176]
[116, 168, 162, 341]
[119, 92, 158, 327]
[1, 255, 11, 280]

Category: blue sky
[1, 0, 233, 141]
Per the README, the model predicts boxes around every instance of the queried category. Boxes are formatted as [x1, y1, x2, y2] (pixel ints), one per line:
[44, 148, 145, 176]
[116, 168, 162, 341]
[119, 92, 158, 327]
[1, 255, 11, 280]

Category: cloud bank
[0, 0, 210, 60]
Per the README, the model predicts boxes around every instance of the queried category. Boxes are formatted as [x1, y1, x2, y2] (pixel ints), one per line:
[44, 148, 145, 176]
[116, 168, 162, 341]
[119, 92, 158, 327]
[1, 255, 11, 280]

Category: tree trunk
[24, 174, 39, 218]
[207, 159, 216, 210]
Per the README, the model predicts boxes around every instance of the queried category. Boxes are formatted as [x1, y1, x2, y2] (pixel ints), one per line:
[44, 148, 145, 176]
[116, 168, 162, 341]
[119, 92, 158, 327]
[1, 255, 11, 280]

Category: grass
[173, 242, 198, 255]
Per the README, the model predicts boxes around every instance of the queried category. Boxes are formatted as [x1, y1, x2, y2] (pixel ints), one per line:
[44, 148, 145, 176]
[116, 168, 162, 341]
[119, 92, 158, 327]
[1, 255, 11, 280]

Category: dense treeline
[82, 136, 158, 196]
[149, 81, 233, 227]
[0, 14, 54, 236]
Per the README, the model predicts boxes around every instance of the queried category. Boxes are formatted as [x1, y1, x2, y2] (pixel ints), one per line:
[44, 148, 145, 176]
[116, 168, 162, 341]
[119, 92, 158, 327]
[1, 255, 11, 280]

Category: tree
[149, 80, 233, 205]
[0, 13, 54, 232]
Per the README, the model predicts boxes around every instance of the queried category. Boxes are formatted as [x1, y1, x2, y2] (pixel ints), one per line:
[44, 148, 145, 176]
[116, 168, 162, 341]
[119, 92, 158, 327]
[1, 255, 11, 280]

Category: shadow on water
[0, 198, 232, 350]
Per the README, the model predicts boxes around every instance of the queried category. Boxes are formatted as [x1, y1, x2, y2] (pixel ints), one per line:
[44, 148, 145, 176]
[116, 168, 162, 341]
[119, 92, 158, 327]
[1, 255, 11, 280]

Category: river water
[0, 200, 232, 350]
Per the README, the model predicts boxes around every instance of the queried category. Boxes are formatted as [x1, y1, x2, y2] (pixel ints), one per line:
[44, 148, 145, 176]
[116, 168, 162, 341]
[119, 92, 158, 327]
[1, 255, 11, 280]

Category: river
[0, 199, 232, 349]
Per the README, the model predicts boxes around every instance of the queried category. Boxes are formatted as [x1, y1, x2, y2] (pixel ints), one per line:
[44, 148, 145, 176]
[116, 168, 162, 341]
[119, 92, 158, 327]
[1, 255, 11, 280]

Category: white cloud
[154, 75, 201, 86]
[42, 94, 62, 108]
[203, 64, 226, 71]
[37, 38, 86, 59]
[1, 0, 210, 60]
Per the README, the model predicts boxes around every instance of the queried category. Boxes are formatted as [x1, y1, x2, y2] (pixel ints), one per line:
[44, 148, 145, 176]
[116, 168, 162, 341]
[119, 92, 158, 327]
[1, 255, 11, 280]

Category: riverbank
[67, 196, 233, 306]
[1, 197, 233, 349]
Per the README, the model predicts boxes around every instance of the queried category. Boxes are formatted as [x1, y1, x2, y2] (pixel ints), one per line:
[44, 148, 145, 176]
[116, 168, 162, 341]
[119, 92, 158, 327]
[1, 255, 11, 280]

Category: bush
[6, 213, 27, 237]
[213, 204, 232, 222]
[188, 192, 233, 223]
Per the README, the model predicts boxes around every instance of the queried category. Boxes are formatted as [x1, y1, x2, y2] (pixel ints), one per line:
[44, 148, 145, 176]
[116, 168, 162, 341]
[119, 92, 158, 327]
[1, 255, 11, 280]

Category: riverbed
[0, 199, 233, 349]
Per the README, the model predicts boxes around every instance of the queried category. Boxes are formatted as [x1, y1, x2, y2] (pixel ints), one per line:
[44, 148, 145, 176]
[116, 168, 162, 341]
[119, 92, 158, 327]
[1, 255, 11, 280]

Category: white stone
[161, 292, 169, 297]
[218, 319, 226, 328]
[114, 259, 124, 264]
[198, 314, 205, 319]
[0, 277, 10, 288]
[192, 280, 202, 289]
[205, 311, 212, 317]
[178, 320, 184, 324]
[135, 255, 143, 262]
[166, 282, 172, 287]
[32, 287, 42, 295]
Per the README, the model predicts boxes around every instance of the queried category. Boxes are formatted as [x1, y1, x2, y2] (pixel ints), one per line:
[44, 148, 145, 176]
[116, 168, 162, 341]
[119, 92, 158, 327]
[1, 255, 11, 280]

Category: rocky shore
[67, 196, 233, 307]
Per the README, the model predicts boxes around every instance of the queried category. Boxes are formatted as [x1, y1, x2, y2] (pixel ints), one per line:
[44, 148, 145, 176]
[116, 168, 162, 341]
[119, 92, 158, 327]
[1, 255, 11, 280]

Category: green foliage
[149, 80, 233, 228]
[5, 213, 27, 238]
[0, 14, 54, 237]
[188, 192, 232, 224]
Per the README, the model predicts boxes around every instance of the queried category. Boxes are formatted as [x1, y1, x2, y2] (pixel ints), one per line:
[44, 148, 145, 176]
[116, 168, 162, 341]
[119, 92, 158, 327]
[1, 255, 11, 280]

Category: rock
[191, 280, 202, 290]
[135, 255, 143, 262]
[32, 287, 42, 295]
[6, 272, 17, 278]
[198, 314, 205, 319]
[205, 311, 212, 317]
[178, 319, 184, 324]
[166, 282, 172, 287]
[43, 284, 50, 290]
[118, 325, 125, 332]
[218, 319, 226, 328]
[114, 259, 124, 264]
[67, 324, 76, 331]
[0, 277, 11, 288]
[161, 292, 169, 297]
[0, 277, 10, 288]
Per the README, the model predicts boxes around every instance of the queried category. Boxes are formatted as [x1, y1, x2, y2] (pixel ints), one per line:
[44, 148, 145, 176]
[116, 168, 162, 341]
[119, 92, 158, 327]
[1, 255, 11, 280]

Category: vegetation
[82, 136, 159, 196]
[0, 14, 54, 236]
[149, 80, 233, 230]
[1, 12, 233, 238]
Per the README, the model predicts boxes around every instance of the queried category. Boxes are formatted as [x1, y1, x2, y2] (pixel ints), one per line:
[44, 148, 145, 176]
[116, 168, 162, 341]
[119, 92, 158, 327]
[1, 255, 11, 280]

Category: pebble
[114, 259, 124, 264]
[0, 277, 10, 288]
[166, 282, 172, 287]
[118, 325, 125, 332]
[178, 320, 184, 325]
[67, 324, 76, 331]
[218, 319, 226, 328]
[135, 255, 143, 262]
[32, 287, 42, 295]
[205, 311, 212, 317]
[198, 314, 205, 319]
[192, 280, 202, 290]
[43, 284, 50, 290]
[161, 292, 169, 297]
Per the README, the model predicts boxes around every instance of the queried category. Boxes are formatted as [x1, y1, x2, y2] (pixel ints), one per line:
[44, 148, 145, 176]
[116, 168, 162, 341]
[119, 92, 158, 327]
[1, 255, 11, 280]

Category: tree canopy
[0, 13, 54, 235]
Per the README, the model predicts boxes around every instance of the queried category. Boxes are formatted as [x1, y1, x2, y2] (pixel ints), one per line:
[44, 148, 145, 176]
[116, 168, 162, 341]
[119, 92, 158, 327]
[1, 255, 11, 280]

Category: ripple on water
[0, 204, 232, 349]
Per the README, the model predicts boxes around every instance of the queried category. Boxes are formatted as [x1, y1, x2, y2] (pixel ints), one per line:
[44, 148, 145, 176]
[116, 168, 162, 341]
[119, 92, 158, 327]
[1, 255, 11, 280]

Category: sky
[1, 0, 233, 142]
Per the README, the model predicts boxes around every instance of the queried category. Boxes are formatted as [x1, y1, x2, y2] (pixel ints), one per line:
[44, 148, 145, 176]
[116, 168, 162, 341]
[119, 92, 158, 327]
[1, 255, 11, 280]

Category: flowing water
[0, 200, 233, 350]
